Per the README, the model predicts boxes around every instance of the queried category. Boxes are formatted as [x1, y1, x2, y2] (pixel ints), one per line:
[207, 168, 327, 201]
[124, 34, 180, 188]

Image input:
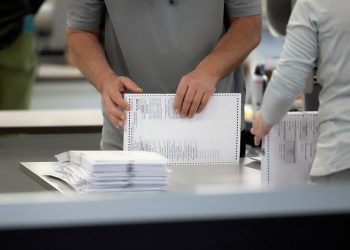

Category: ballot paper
[123, 93, 241, 165]
[261, 112, 318, 187]
[53, 151, 169, 193]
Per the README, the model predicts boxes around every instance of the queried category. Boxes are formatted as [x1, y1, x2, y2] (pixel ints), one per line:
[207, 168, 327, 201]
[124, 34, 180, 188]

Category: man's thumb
[122, 78, 143, 93]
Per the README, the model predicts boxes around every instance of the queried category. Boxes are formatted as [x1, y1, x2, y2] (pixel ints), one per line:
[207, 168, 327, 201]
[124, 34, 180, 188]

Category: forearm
[260, 0, 318, 125]
[260, 82, 295, 125]
[197, 15, 262, 81]
[66, 28, 115, 92]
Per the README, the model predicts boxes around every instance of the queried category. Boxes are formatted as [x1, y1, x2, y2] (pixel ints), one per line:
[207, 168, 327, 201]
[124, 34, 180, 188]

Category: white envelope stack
[54, 151, 169, 193]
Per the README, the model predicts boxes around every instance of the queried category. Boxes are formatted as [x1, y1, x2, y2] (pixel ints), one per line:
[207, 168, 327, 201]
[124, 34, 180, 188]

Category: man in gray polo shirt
[67, 0, 261, 155]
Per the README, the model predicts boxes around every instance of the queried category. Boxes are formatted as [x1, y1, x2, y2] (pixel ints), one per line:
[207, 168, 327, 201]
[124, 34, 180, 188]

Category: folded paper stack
[54, 151, 169, 193]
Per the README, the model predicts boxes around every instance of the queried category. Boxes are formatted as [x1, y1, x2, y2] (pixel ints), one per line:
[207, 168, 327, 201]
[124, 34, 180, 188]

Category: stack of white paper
[54, 151, 169, 193]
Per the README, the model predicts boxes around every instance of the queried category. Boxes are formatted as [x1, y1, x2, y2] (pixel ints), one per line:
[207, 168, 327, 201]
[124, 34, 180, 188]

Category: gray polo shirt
[67, 0, 261, 150]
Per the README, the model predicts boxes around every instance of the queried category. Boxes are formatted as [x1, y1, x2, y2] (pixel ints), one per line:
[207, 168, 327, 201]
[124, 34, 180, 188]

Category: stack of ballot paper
[54, 151, 169, 193]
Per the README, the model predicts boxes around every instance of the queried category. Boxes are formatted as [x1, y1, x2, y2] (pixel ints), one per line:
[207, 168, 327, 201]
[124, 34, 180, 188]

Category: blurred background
[32, 0, 100, 110]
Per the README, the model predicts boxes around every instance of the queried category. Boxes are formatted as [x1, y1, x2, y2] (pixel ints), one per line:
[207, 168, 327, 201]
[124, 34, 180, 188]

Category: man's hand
[251, 111, 273, 146]
[173, 66, 217, 118]
[100, 74, 143, 128]
[173, 14, 261, 118]
[66, 27, 143, 128]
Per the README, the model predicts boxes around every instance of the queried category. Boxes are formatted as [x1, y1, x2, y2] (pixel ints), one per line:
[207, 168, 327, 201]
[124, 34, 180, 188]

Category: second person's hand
[100, 74, 143, 128]
[250, 111, 273, 146]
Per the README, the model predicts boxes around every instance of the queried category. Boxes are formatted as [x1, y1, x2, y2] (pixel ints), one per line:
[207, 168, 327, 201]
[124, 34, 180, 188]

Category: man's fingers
[108, 113, 125, 128]
[120, 77, 143, 93]
[106, 107, 125, 128]
[107, 96, 125, 119]
[188, 92, 203, 118]
[104, 91, 127, 127]
[174, 84, 188, 113]
[179, 88, 196, 117]
[109, 90, 130, 111]
[197, 93, 211, 113]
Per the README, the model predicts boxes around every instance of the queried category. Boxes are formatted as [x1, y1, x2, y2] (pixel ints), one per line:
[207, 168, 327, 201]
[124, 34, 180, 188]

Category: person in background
[66, 0, 262, 156]
[0, 0, 44, 109]
[251, 0, 350, 184]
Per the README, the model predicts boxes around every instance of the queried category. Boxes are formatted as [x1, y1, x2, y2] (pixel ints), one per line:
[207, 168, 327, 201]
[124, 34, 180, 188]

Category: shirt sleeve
[67, 0, 105, 30]
[225, 0, 261, 17]
[260, 0, 319, 125]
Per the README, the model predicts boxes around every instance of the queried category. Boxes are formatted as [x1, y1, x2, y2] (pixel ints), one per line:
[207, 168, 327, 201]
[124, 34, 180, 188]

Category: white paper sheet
[261, 112, 318, 187]
[123, 93, 241, 165]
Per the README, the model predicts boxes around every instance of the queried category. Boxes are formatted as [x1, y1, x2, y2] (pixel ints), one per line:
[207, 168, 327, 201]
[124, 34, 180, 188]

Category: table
[3, 158, 350, 249]
[1, 173, 350, 249]
[19, 158, 262, 194]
